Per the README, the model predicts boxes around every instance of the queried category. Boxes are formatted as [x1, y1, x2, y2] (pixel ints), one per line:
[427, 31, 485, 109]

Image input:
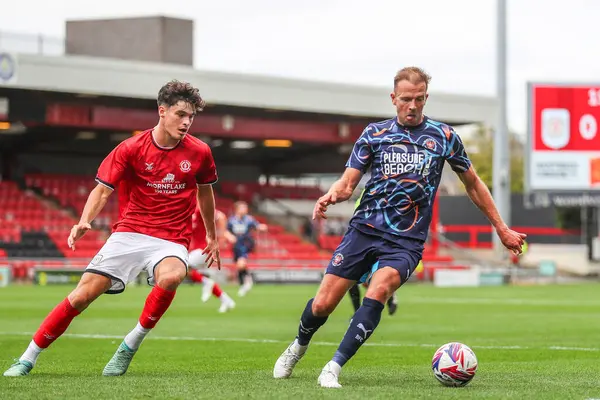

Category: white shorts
[188, 249, 207, 269]
[85, 232, 189, 294]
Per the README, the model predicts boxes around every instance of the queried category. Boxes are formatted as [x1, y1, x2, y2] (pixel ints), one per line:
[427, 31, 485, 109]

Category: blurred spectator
[301, 217, 314, 242]
[235, 183, 246, 200]
[251, 192, 261, 207]
[325, 217, 346, 236]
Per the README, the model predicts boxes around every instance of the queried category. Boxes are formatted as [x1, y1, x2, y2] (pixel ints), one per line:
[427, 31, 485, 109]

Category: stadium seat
[16, 174, 329, 269]
[0, 181, 68, 259]
[218, 181, 322, 201]
[0, 175, 336, 276]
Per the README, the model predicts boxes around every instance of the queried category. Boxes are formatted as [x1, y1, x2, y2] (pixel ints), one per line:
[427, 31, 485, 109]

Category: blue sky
[1, 0, 598, 134]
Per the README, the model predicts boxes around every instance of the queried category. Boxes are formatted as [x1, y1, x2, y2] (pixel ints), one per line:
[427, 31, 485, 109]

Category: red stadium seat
[1, 175, 336, 268]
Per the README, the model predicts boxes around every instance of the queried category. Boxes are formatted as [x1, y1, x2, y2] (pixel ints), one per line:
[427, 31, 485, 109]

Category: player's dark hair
[157, 80, 206, 112]
[394, 67, 431, 90]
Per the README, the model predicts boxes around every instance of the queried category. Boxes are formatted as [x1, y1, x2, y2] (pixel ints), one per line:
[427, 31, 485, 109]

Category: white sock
[220, 293, 231, 303]
[20, 340, 43, 365]
[203, 277, 215, 286]
[123, 322, 151, 351]
[291, 338, 308, 356]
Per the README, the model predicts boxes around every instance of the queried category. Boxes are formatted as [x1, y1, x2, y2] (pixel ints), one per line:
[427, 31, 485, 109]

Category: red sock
[33, 298, 80, 348]
[139, 285, 176, 329]
[188, 269, 204, 283]
[212, 283, 223, 297]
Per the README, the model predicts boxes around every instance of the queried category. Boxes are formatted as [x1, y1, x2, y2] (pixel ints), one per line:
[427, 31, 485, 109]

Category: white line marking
[406, 297, 600, 306]
[0, 332, 598, 352]
[549, 346, 600, 352]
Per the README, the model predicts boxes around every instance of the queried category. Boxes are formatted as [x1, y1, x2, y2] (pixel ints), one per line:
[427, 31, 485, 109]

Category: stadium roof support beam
[4, 53, 498, 125]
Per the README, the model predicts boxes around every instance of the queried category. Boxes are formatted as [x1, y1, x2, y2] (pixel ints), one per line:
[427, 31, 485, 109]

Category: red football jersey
[96, 129, 217, 247]
[189, 208, 225, 251]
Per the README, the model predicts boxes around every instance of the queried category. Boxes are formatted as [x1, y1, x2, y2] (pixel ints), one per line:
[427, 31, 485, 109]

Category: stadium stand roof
[2, 53, 498, 125]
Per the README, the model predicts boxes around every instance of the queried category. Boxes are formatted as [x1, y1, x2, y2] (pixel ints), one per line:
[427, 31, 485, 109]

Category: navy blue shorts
[326, 226, 423, 284]
[233, 247, 248, 262]
[233, 240, 255, 262]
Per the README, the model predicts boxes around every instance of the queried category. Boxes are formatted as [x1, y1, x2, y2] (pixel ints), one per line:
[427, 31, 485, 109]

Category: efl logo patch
[180, 160, 191, 173]
[332, 253, 344, 267]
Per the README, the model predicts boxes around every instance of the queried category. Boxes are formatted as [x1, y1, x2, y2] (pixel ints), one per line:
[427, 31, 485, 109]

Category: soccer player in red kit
[3, 80, 220, 377]
[188, 207, 235, 312]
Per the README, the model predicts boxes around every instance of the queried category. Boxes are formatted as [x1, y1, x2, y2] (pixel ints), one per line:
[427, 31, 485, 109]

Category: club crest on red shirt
[180, 160, 191, 173]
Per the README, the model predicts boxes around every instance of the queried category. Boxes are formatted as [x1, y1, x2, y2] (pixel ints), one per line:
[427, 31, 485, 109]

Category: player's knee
[155, 258, 187, 290]
[156, 265, 187, 290]
[67, 288, 96, 311]
[68, 274, 110, 311]
[311, 298, 335, 317]
[156, 268, 187, 290]
[366, 282, 394, 303]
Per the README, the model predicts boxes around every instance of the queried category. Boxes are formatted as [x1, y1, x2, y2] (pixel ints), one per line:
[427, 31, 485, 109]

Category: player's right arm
[224, 218, 237, 244]
[67, 184, 114, 250]
[215, 211, 227, 239]
[313, 126, 371, 220]
[68, 142, 130, 250]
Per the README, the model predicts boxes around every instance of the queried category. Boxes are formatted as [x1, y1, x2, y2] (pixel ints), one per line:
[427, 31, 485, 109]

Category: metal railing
[433, 230, 509, 269]
[0, 31, 65, 56]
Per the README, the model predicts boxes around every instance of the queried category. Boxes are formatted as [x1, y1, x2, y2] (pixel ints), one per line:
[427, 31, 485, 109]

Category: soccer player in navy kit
[227, 201, 267, 296]
[347, 189, 398, 316]
[273, 67, 526, 388]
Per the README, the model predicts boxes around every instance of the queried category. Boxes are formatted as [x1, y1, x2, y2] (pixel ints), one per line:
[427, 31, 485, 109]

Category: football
[431, 342, 478, 387]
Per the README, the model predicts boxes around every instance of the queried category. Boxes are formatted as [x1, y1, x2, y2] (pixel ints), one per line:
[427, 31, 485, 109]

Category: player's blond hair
[234, 201, 248, 210]
[393, 67, 431, 90]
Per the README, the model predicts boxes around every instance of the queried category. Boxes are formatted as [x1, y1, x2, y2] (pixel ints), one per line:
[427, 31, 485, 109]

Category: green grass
[1, 282, 600, 399]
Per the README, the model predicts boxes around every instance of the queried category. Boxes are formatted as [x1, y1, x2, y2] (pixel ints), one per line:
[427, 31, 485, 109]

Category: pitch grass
[1, 282, 600, 399]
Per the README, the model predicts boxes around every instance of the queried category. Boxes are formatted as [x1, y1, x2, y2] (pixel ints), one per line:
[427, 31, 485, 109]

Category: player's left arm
[458, 166, 508, 231]
[195, 144, 220, 268]
[446, 126, 526, 254]
[196, 185, 217, 242]
[250, 216, 268, 232]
